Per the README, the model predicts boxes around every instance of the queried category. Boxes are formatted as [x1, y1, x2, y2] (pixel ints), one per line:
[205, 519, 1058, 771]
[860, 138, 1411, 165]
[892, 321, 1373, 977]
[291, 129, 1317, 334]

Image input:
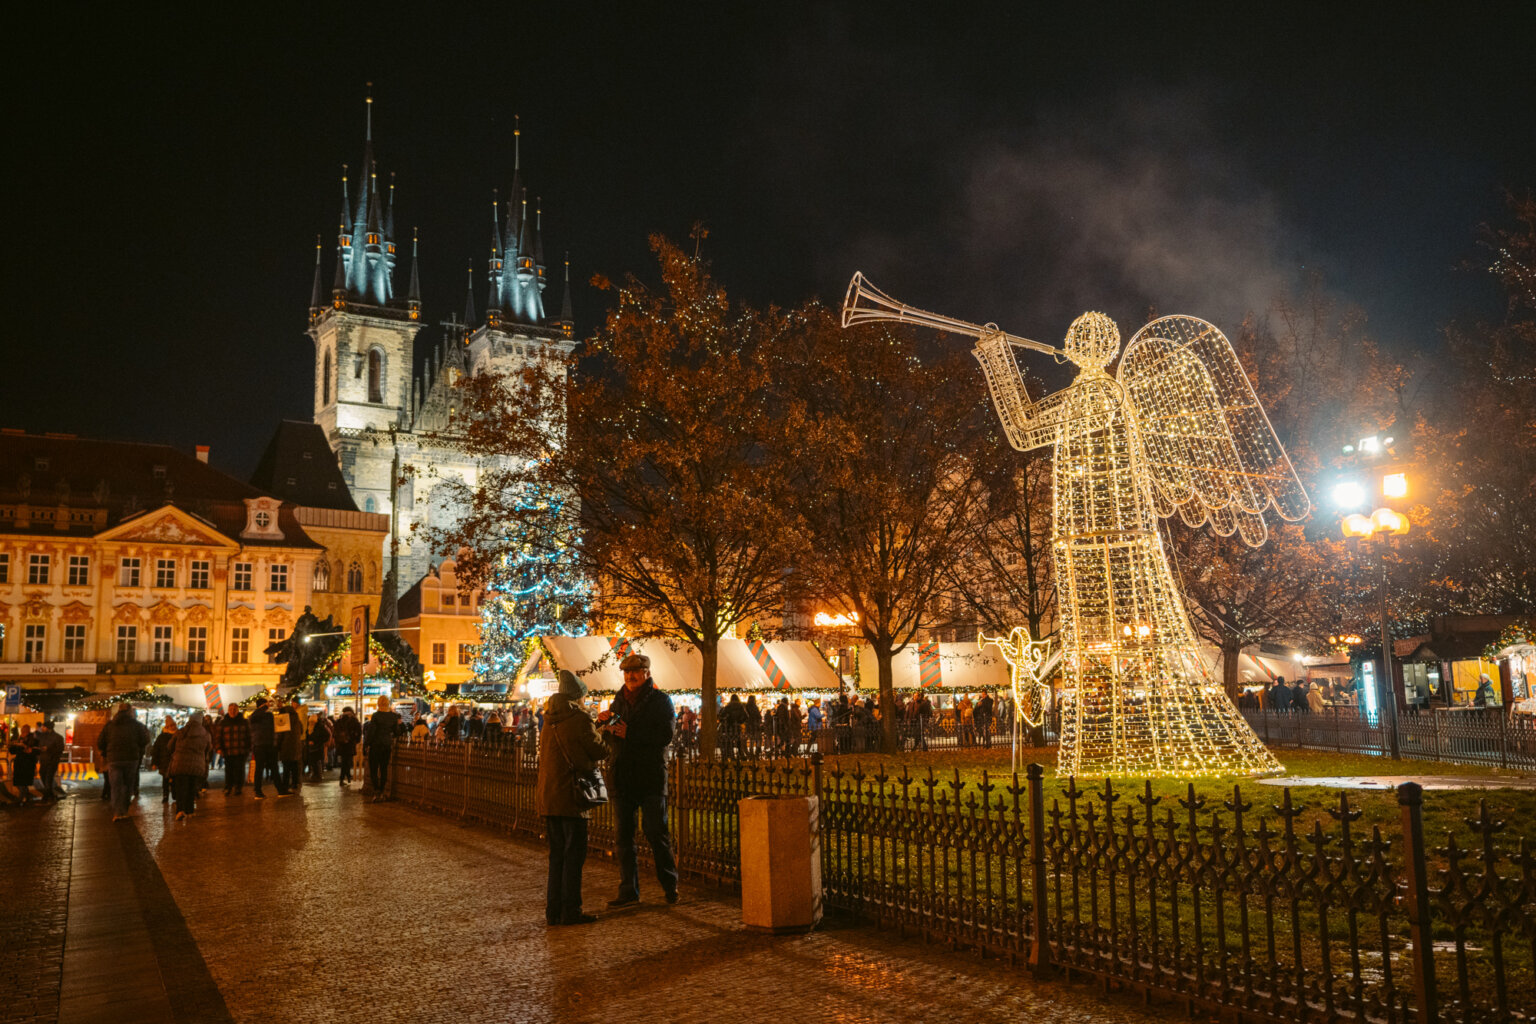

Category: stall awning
[855, 642, 1012, 690]
[525, 636, 844, 692]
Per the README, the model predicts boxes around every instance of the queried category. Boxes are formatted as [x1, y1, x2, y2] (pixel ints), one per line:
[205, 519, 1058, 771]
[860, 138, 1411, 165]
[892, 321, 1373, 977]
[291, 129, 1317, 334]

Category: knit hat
[557, 669, 587, 699]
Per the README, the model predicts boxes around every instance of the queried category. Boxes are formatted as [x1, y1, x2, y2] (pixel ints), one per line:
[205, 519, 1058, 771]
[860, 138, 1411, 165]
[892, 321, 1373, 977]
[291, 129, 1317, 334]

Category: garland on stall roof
[63, 688, 176, 712]
[1484, 621, 1536, 660]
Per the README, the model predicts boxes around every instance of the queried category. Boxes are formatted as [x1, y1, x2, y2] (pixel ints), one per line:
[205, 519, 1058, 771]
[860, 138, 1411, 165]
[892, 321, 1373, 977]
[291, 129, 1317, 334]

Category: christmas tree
[472, 490, 588, 683]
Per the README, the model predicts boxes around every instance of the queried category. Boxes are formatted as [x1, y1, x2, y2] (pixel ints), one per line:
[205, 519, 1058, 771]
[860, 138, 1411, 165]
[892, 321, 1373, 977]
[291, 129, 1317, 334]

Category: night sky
[9, 4, 1534, 475]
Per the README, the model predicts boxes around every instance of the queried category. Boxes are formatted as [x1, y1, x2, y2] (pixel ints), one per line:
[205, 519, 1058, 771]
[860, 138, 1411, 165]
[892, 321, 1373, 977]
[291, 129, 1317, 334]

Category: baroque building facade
[306, 98, 577, 596]
[0, 432, 383, 700]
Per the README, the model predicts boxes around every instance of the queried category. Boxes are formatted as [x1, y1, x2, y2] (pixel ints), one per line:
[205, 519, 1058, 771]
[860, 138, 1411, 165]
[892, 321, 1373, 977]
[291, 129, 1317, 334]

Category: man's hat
[619, 653, 651, 672]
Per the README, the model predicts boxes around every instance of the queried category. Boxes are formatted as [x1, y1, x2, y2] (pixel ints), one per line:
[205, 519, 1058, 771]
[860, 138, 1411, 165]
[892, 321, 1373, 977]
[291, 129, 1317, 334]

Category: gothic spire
[534, 198, 547, 271]
[406, 227, 422, 319]
[558, 253, 574, 334]
[464, 259, 476, 325]
[309, 235, 325, 312]
[385, 172, 397, 240]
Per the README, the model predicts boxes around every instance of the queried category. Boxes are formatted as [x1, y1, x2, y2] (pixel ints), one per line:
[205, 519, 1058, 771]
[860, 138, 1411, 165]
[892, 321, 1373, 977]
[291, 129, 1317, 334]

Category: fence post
[1499, 711, 1509, 770]
[462, 740, 472, 819]
[1397, 782, 1438, 1023]
[1025, 763, 1052, 975]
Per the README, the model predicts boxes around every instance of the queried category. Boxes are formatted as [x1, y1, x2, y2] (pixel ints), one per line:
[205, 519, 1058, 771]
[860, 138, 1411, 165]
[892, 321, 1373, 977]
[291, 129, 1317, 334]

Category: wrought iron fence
[1241, 707, 1536, 771]
[389, 739, 1536, 1023]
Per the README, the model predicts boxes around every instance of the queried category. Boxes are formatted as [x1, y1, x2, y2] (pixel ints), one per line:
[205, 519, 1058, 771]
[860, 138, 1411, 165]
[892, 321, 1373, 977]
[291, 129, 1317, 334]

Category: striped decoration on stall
[919, 642, 943, 688]
[608, 636, 635, 664]
[204, 682, 222, 709]
[746, 638, 790, 689]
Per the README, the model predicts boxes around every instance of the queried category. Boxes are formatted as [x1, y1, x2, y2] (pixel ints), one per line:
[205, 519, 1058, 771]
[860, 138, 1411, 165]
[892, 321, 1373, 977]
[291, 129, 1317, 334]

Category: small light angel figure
[843, 275, 1310, 778]
[978, 627, 1053, 728]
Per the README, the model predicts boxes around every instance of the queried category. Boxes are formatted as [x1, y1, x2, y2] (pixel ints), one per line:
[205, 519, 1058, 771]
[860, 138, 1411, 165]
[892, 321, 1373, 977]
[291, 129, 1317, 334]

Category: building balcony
[98, 662, 212, 677]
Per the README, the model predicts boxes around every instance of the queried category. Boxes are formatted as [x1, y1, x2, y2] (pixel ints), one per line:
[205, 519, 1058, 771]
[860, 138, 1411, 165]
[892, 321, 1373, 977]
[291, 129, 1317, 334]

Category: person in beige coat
[536, 669, 610, 926]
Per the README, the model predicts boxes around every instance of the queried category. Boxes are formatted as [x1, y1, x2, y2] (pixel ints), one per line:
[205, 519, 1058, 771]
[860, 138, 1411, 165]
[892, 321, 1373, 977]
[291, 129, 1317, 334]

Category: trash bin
[738, 795, 822, 933]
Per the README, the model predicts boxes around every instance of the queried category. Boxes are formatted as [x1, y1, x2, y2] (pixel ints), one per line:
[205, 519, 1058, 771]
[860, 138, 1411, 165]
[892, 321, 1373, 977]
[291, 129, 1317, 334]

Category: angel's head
[1064, 311, 1121, 370]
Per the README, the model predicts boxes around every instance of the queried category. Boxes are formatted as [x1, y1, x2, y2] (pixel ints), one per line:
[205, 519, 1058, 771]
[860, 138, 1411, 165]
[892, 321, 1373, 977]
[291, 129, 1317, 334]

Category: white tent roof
[157, 683, 269, 710]
[527, 637, 843, 692]
[855, 642, 1012, 690]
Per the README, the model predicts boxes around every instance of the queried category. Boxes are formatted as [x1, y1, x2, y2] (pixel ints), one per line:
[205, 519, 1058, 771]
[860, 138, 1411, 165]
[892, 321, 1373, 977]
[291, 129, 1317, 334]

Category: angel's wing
[1117, 315, 1309, 546]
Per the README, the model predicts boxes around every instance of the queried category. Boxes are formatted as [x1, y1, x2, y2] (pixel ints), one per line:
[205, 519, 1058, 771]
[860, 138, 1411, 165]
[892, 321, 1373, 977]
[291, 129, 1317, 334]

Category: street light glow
[1333, 480, 1366, 508]
[1383, 472, 1407, 498]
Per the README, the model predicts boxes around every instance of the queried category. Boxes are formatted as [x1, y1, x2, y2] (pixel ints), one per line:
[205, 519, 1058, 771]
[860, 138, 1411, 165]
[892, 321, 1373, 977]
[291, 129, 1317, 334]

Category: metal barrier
[391, 738, 1536, 1023]
[1241, 707, 1536, 771]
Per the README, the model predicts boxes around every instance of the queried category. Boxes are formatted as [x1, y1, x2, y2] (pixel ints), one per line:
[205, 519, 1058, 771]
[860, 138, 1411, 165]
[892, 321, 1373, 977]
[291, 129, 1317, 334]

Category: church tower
[467, 120, 578, 379]
[307, 89, 424, 517]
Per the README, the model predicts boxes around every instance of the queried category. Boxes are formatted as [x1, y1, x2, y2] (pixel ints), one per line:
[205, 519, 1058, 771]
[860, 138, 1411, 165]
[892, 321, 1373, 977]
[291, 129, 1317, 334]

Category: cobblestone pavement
[0, 798, 72, 1023]
[9, 773, 1173, 1024]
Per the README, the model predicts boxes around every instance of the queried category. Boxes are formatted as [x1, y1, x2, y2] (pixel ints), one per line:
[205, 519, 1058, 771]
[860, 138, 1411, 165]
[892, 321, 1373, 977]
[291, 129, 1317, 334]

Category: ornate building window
[364, 497, 376, 513]
[63, 623, 86, 661]
[28, 553, 49, 586]
[116, 625, 138, 662]
[67, 555, 90, 586]
[152, 625, 173, 662]
[119, 557, 140, 587]
[230, 627, 250, 664]
[187, 626, 207, 664]
[154, 558, 177, 588]
[323, 351, 332, 406]
[269, 564, 289, 593]
[368, 349, 384, 403]
[189, 560, 211, 590]
[313, 560, 330, 592]
[24, 623, 46, 662]
[346, 560, 364, 593]
[231, 562, 253, 591]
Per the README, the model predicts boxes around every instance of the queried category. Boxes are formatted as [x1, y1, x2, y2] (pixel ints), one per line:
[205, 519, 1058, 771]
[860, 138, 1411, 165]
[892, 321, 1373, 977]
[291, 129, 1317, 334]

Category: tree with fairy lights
[472, 491, 588, 683]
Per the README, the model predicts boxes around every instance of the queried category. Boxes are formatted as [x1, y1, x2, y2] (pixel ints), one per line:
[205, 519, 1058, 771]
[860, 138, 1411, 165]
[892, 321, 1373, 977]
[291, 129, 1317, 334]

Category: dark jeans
[107, 763, 137, 816]
[367, 746, 391, 793]
[976, 721, 992, 748]
[39, 761, 58, 799]
[336, 744, 356, 783]
[252, 746, 279, 795]
[223, 755, 247, 793]
[614, 791, 679, 900]
[172, 774, 200, 815]
[279, 760, 301, 792]
[545, 815, 590, 924]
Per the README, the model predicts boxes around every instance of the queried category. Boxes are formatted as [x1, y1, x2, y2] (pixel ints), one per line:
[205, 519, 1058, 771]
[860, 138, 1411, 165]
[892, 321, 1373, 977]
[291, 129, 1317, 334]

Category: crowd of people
[83, 694, 410, 821]
[1237, 676, 1351, 713]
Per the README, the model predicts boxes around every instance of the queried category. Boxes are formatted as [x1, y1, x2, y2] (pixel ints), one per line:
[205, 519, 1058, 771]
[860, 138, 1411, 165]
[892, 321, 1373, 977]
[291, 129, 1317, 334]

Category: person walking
[167, 711, 213, 820]
[8, 725, 38, 805]
[33, 719, 65, 801]
[150, 718, 178, 805]
[363, 696, 401, 802]
[974, 692, 995, 748]
[598, 653, 679, 908]
[331, 706, 362, 787]
[97, 704, 151, 821]
[276, 697, 305, 796]
[213, 703, 252, 795]
[719, 694, 747, 760]
[537, 670, 610, 926]
[248, 697, 279, 799]
[305, 711, 332, 782]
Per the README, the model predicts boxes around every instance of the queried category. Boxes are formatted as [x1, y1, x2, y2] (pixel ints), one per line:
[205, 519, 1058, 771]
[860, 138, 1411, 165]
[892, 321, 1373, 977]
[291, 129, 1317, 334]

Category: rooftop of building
[249, 421, 358, 512]
[0, 430, 318, 548]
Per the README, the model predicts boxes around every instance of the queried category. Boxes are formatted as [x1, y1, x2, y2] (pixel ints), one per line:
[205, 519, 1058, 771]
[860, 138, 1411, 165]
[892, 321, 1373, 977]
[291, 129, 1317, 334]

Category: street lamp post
[1341, 505, 1410, 759]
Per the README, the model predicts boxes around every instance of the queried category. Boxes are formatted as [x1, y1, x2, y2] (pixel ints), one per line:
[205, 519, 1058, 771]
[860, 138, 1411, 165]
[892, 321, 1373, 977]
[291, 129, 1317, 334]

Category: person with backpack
[167, 711, 213, 820]
[150, 718, 178, 805]
[363, 696, 401, 802]
[97, 704, 151, 821]
[331, 706, 362, 787]
[248, 697, 280, 799]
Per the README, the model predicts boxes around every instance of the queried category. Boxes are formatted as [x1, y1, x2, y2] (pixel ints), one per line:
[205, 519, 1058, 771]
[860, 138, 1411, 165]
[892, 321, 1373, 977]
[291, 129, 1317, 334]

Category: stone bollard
[738, 795, 822, 933]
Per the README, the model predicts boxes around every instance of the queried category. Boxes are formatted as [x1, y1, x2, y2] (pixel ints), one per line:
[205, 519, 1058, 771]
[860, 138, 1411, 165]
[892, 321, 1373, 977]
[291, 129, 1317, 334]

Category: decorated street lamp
[1337, 465, 1411, 758]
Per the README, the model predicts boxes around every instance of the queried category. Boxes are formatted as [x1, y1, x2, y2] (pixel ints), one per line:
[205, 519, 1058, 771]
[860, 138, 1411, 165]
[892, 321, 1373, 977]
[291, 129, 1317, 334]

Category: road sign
[350, 606, 371, 667]
[5, 684, 21, 710]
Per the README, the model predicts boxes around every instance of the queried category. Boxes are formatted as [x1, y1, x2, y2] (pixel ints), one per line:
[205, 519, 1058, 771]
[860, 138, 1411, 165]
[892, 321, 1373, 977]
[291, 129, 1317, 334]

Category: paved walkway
[3, 772, 1170, 1024]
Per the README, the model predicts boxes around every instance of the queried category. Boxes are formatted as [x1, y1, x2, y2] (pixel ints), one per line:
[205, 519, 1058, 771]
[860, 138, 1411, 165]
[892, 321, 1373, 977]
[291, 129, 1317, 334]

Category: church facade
[305, 97, 577, 596]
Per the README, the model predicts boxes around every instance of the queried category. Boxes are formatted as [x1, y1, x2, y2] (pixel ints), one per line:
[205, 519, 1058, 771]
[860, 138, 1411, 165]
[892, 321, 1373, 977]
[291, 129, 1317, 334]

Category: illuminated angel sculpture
[978, 627, 1053, 729]
[845, 275, 1310, 777]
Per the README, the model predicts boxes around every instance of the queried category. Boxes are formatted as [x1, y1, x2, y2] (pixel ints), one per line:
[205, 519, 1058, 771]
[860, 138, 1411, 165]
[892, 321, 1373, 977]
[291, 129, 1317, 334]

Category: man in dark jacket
[97, 704, 151, 820]
[363, 696, 402, 802]
[248, 697, 279, 799]
[598, 653, 679, 907]
[277, 697, 305, 795]
[331, 706, 362, 787]
[32, 719, 65, 801]
[974, 693, 995, 749]
[719, 695, 747, 759]
[213, 704, 252, 796]
[467, 708, 485, 741]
